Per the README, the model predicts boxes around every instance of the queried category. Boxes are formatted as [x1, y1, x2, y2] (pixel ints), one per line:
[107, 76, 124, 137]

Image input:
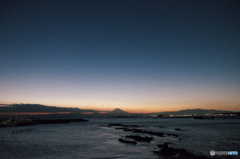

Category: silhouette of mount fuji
[105, 108, 130, 117]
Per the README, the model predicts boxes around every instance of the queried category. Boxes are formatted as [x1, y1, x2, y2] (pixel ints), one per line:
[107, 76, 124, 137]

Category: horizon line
[0, 103, 239, 114]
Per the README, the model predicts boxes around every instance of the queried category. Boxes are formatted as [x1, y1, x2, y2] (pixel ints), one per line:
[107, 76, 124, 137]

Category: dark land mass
[0, 118, 88, 127]
[149, 109, 236, 116]
[0, 104, 98, 113]
[0, 104, 239, 119]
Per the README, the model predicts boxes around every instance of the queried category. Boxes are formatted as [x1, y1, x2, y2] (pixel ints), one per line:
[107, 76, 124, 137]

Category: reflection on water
[0, 118, 239, 159]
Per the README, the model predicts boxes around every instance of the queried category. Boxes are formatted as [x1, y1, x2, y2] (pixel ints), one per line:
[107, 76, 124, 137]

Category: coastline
[0, 118, 88, 127]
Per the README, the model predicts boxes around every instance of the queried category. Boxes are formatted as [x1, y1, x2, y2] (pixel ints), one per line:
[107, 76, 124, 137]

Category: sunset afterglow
[1, 0, 239, 113]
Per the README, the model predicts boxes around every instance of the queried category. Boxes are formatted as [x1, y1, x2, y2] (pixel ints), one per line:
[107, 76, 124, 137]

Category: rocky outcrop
[155, 143, 209, 159]
[125, 135, 154, 142]
[118, 138, 137, 144]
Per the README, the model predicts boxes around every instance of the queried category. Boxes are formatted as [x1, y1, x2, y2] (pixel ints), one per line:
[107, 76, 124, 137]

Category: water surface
[0, 118, 239, 159]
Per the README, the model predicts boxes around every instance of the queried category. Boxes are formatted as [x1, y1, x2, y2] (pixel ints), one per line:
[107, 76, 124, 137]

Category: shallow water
[0, 118, 239, 159]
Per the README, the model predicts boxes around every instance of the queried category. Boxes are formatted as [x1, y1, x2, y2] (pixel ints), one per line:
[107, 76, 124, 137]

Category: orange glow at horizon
[1, 100, 239, 114]
[1, 0, 240, 119]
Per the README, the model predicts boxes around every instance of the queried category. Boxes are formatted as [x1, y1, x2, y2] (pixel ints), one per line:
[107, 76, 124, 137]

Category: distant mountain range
[0, 104, 237, 118]
[149, 109, 234, 116]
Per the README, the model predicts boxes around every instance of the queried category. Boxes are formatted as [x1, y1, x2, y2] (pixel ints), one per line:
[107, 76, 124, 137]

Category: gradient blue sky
[1, 0, 240, 113]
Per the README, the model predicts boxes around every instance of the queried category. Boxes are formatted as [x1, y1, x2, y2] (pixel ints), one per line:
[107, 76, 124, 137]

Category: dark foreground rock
[108, 123, 140, 127]
[157, 142, 171, 148]
[174, 128, 183, 131]
[107, 123, 180, 138]
[154, 143, 209, 159]
[119, 138, 137, 144]
[105, 123, 209, 158]
[125, 128, 180, 138]
[125, 135, 154, 142]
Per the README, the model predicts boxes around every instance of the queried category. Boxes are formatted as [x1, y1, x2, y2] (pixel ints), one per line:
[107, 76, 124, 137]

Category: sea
[0, 118, 239, 159]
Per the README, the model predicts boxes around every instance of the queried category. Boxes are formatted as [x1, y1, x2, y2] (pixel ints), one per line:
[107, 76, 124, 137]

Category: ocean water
[0, 118, 239, 159]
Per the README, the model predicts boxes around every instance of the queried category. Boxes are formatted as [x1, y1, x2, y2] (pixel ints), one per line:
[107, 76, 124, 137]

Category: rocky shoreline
[104, 123, 212, 159]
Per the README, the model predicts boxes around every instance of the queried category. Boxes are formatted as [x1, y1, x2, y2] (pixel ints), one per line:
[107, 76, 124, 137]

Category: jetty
[0, 118, 88, 127]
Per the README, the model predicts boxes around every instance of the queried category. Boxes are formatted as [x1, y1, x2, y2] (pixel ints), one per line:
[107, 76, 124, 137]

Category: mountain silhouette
[150, 109, 234, 116]
[105, 108, 130, 117]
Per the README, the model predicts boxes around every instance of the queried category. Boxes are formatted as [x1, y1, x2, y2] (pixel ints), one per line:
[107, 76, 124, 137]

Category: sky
[0, 0, 240, 113]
